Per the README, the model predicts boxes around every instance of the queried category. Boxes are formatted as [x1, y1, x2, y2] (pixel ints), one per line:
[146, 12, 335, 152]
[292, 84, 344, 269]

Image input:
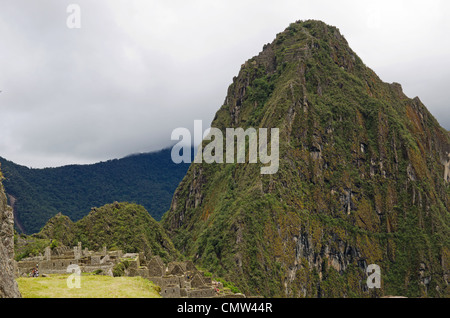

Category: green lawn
[17, 274, 161, 298]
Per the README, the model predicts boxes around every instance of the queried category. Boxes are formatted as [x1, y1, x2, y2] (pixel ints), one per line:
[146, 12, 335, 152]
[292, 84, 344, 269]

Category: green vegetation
[0, 148, 190, 234]
[112, 259, 131, 277]
[198, 269, 241, 294]
[17, 274, 161, 298]
[18, 202, 180, 264]
[215, 278, 241, 294]
[7, 19, 449, 299]
[162, 20, 450, 298]
[14, 236, 51, 261]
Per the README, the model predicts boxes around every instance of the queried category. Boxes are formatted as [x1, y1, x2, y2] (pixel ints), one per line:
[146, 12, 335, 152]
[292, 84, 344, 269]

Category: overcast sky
[1, 0, 449, 168]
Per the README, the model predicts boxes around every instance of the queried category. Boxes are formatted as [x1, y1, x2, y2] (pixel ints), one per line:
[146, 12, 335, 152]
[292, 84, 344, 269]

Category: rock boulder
[0, 167, 21, 298]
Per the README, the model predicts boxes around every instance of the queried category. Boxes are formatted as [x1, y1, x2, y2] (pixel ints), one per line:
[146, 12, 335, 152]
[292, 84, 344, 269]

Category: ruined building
[17, 242, 120, 277]
[17, 242, 245, 298]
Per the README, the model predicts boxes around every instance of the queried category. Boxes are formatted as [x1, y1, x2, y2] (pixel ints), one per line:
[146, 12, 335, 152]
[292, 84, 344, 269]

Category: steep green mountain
[162, 20, 450, 298]
[24, 202, 180, 263]
[0, 148, 190, 234]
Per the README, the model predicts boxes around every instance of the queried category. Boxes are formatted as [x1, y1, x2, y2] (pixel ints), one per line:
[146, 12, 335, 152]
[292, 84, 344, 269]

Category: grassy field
[17, 274, 162, 298]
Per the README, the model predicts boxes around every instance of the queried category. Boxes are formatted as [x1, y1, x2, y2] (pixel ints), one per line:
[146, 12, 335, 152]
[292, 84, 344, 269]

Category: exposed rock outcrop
[444, 153, 450, 182]
[0, 167, 21, 298]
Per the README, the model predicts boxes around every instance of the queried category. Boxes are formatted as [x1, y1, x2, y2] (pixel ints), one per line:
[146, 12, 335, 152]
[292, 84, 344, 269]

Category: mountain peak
[163, 20, 450, 298]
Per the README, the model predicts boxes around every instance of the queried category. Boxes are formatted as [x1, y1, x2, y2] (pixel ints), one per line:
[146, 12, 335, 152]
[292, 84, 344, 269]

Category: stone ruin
[17, 242, 245, 298]
[118, 254, 245, 298]
[17, 242, 120, 277]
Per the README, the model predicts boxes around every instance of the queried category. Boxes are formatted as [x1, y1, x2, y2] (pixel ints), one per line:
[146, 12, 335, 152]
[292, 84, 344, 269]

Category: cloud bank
[1, 0, 449, 167]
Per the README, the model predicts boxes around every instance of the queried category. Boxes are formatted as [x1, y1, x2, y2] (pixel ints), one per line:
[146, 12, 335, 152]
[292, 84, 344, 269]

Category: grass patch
[17, 274, 161, 298]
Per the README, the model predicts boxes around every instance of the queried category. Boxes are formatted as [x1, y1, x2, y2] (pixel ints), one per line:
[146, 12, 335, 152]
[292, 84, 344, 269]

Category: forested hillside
[0, 148, 190, 234]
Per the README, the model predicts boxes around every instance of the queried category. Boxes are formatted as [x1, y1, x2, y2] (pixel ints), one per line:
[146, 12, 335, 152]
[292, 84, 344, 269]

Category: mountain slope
[0, 148, 190, 234]
[162, 20, 450, 298]
[34, 202, 180, 263]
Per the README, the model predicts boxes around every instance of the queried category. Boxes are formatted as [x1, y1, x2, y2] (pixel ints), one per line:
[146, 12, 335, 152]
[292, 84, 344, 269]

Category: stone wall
[17, 242, 117, 277]
[147, 257, 165, 277]
[16, 241, 245, 298]
[149, 276, 183, 289]
[0, 170, 21, 298]
[161, 286, 181, 298]
[187, 288, 216, 298]
[214, 293, 246, 298]
[39, 259, 80, 274]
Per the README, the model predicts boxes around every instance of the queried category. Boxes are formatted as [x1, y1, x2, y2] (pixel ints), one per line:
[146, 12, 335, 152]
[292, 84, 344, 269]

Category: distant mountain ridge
[0, 148, 190, 234]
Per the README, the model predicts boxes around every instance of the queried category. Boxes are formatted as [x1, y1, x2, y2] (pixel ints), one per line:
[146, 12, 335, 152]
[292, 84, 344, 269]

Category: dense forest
[0, 148, 190, 234]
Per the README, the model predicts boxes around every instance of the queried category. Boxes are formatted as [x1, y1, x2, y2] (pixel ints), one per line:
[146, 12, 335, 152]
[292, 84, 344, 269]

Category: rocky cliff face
[162, 20, 450, 298]
[0, 166, 21, 298]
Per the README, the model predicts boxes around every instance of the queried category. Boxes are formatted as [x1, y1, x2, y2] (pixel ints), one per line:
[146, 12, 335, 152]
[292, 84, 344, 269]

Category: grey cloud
[0, 0, 449, 168]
